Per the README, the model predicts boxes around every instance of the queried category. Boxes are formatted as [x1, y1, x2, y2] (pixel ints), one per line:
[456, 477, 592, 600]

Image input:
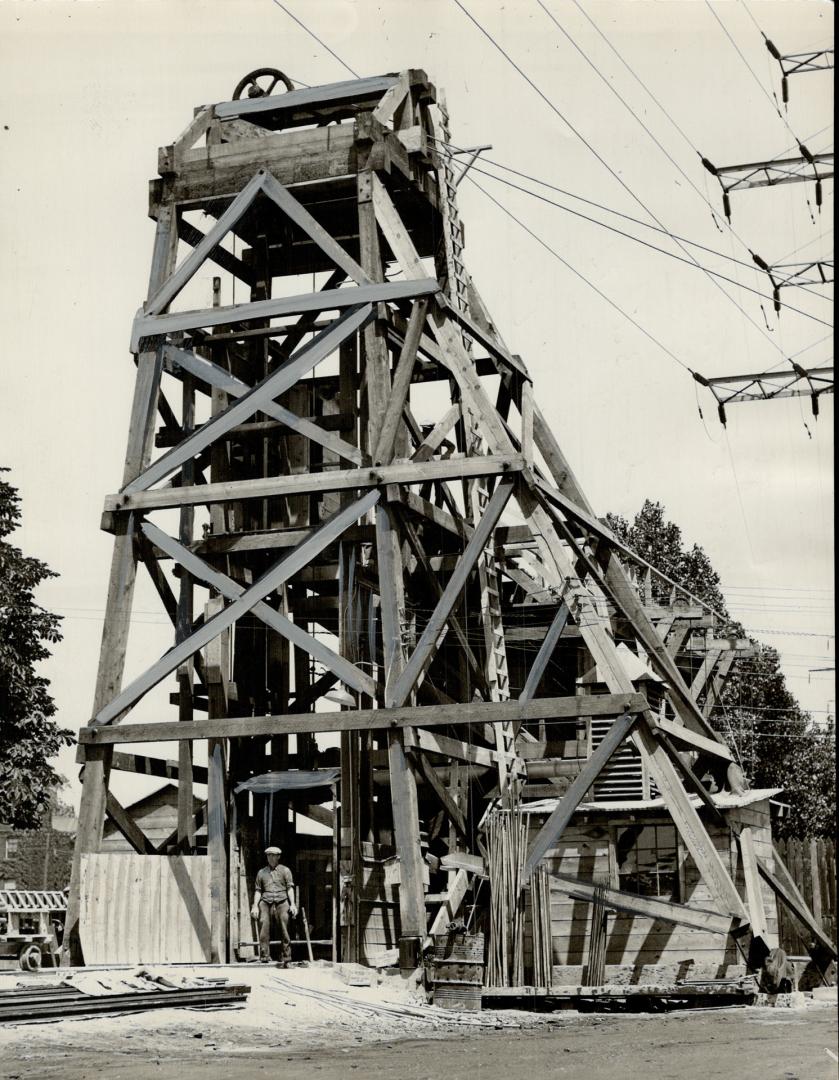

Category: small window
[617, 824, 678, 901]
[3, 880, 16, 890]
[5, 839, 19, 858]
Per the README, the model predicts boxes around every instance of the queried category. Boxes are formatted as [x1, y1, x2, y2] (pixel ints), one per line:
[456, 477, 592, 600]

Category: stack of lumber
[486, 808, 528, 987]
[0, 972, 249, 1023]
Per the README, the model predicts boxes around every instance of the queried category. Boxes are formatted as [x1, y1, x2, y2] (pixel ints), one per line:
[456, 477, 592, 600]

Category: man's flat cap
[264, 845, 282, 855]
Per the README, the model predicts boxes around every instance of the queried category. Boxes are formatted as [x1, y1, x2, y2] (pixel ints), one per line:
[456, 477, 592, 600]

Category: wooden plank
[410, 403, 462, 464]
[94, 490, 381, 725]
[666, 621, 693, 658]
[519, 602, 569, 703]
[172, 104, 214, 157]
[107, 453, 525, 514]
[739, 827, 772, 943]
[428, 869, 469, 936]
[371, 73, 410, 125]
[549, 874, 736, 935]
[80, 693, 648, 745]
[207, 739, 227, 962]
[406, 746, 468, 839]
[690, 648, 724, 698]
[653, 731, 727, 828]
[524, 710, 639, 878]
[414, 729, 500, 770]
[395, 508, 487, 694]
[388, 478, 515, 708]
[439, 294, 530, 381]
[648, 715, 733, 762]
[131, 278, 437, 352]
[110, 750, 209, 785]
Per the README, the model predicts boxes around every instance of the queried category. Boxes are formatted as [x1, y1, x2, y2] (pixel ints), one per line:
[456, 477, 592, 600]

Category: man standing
[251, 846, 297, 964]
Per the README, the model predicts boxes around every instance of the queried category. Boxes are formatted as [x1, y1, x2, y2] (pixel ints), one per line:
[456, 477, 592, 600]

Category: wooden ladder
[435, 95, 471, 322]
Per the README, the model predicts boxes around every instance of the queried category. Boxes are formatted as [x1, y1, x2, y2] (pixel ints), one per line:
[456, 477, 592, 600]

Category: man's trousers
[258, 899, 291, 961]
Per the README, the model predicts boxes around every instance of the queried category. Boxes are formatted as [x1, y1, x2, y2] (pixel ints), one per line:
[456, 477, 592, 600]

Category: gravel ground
[0, 964, 835, 1080]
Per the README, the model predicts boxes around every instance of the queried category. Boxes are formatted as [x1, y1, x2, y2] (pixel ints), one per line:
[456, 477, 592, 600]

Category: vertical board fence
[776, 838, 836, 954]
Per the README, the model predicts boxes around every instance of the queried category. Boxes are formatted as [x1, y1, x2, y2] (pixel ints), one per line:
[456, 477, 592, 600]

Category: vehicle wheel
[18, 944, 42, 971]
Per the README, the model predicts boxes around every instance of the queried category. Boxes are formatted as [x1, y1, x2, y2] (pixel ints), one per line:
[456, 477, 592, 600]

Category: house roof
[521, 787, 783, 815]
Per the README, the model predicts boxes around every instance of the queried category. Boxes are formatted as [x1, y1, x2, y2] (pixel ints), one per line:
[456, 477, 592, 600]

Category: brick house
[0, 809, 77, 891]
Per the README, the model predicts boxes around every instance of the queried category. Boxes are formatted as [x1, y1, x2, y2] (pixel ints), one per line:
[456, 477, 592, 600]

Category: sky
[0, 0, 833, 811]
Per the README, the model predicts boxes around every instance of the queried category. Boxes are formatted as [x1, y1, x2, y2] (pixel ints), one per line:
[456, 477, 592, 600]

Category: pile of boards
[0, 970, 249, 1023]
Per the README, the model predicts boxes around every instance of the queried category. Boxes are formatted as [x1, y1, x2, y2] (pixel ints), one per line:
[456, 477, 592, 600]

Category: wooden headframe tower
[66, 68, 769, 968]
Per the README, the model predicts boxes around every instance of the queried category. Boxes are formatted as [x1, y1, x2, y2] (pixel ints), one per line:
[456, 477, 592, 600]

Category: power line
[431, 136, 762, 272]
[568, 0, 808, 360]
[449, 154, 832, 327]
[532, 1, 815, 345]
[705, 0, 798, 140]
[455, 0, 828, 367]
[451, 0, 678, 231]
[269, 0, 360, 79]
[464, 172, 695, 375]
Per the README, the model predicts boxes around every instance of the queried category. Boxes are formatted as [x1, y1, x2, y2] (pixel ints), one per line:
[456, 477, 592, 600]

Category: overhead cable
[533, 0, 806, 345]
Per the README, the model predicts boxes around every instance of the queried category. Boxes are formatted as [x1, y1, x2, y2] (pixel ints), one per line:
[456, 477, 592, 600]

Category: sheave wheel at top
[232, 68, 294, 101]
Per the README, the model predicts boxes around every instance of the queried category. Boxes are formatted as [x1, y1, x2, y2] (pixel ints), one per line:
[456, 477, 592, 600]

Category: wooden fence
[775, 838, 836, 955]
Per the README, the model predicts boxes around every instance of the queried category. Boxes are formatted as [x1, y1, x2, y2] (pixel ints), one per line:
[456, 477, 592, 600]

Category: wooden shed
[522, 789, 782, 985]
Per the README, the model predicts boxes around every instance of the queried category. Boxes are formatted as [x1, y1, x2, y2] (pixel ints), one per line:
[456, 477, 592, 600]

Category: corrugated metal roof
[521, 787, 783, 814]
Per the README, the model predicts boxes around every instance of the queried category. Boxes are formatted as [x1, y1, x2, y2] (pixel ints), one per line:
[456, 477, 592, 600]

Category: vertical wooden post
[207, 738, 228, 963]
[63, 205, 178, 965]
[810, 837, 823, 926]
[357, 149, 426, 955]
[176, 368, 196, 851]
[377, 505, 427, 946]
[205, 595, 229, 963]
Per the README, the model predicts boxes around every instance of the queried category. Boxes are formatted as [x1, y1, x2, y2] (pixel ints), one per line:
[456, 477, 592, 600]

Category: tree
[0, 470, 74, 828]
[606, 499, 835, 839]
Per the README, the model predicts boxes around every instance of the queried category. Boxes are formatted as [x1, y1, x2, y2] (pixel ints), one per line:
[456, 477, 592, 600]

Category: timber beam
[78, 693, 649, 745]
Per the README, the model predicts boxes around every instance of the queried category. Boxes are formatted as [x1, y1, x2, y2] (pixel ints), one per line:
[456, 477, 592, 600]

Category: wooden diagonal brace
[165, 345, 364, 466]
[758, 850, 837, 958]
[519, 601, 570, 702]
[406, 745, 468, 840]
[105, 792, 157, 855]
[94, 489, 381, 725]
[388, 477, 515, 708]
[142, 522, 376, 697]
[549, 873, 737, 935]
[524, 708, 639, 878]
[125, 305, 373, 494]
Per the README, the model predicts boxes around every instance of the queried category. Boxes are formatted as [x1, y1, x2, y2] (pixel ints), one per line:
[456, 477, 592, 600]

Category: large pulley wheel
[18, 943, 42, 971]
[232, 68, 294, 101]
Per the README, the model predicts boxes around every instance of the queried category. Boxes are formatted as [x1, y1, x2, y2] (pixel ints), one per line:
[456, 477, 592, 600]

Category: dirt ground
[0, 965, 835, 1080]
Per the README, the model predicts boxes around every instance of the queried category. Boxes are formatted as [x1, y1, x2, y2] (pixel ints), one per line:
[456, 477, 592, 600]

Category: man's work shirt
[256, 863, 294, 904]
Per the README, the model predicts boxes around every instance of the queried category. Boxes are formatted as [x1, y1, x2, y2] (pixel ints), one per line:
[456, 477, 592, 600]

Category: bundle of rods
[485, 807, 528, 987]
[585, 878, 609, 987]
[530, 864, 553, 990]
